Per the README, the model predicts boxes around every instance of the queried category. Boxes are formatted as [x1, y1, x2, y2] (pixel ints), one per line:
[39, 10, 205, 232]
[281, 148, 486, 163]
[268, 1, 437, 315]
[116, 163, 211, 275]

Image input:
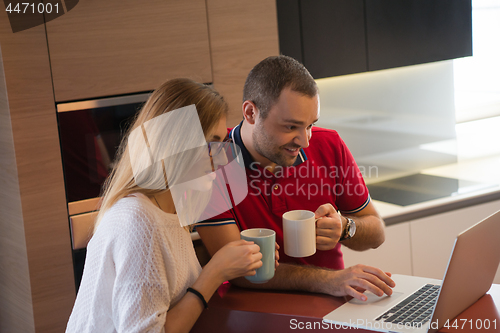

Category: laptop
[323, 209, 500, 333]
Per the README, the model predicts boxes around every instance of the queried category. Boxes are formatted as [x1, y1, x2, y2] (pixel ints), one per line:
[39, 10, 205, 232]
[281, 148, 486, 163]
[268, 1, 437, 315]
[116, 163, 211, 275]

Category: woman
[66, 79, 267, 333]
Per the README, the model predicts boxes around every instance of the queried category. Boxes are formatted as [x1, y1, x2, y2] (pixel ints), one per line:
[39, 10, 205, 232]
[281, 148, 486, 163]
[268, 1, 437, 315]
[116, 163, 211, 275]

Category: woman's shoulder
[111, 193, 154, 216]
[99, 194, 160, 234]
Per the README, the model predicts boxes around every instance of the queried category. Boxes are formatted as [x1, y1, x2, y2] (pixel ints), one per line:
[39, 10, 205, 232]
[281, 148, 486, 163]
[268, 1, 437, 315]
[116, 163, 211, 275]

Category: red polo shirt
[197, 122, 370, 270]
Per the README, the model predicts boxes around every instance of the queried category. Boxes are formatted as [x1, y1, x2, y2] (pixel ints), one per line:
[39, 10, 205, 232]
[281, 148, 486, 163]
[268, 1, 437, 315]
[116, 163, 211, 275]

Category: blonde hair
[94, 79, 228, 231]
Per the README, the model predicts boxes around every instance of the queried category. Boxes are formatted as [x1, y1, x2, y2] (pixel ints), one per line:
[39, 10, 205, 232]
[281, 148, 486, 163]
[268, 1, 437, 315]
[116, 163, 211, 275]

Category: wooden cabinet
[46, 0, 212, 102]
[0, 13, 75, 333]
[46, 0, 279, 124]
[206, 0, 279, 126]
[277, 0, 472, 79]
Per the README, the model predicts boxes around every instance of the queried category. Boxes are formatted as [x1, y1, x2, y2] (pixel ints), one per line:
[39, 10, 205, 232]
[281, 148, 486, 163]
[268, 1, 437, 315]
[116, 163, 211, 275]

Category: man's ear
[242, 100, 259, 125]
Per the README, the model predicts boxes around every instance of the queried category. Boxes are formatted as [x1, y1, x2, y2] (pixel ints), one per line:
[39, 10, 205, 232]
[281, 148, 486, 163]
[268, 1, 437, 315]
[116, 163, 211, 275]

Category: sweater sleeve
[110, 206, 170, 333]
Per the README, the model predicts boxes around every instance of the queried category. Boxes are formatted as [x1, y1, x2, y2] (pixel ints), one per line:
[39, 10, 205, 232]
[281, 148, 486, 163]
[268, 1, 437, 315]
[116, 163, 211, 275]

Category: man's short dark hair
[243, 55, 318, 119]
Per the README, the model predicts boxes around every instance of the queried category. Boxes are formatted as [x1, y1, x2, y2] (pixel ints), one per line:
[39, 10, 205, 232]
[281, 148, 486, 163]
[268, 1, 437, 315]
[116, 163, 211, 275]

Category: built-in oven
[57, 93, 151, 290]
[57, 93, 151, 202]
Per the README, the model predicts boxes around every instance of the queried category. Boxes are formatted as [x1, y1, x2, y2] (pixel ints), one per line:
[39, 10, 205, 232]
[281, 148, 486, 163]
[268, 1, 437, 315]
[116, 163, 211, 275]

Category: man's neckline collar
[229, 121, 307, 170]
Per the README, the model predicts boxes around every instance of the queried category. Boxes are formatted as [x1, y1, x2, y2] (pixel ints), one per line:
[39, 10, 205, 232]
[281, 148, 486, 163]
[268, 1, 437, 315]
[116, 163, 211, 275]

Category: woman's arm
[163, 240, 262, 333]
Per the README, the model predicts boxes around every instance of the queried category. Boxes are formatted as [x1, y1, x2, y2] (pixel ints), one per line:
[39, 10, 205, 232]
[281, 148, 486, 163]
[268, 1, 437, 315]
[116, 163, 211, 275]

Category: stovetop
[367, 174, 496, 206]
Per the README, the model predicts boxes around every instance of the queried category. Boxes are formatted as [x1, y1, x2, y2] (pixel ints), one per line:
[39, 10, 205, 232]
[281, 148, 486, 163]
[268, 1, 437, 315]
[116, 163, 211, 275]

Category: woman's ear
[242, 100, 259, 125]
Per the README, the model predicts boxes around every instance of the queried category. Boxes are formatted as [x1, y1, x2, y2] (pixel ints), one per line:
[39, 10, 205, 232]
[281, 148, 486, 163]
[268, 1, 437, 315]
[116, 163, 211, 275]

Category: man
[197, 56, 394, 301]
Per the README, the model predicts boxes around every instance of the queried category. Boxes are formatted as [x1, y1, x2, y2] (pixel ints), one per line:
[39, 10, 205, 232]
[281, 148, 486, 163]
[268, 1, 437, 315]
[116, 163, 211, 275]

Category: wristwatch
[340, 217, 356, 241]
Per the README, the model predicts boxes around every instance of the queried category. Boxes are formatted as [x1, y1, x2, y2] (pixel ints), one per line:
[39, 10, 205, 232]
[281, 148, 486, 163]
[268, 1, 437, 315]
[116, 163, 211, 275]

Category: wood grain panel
[46, 0, 212, 101]
[206, 0, 280, 127]
[70, 211, 99, 250]
[0, 45, 35, 333]
[68, 197, 101, 216]
[0, 13, 75, 333]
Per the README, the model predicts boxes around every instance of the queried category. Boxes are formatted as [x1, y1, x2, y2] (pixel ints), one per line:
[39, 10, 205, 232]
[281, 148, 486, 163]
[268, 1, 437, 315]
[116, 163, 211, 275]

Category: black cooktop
[367, 174, 494, 206]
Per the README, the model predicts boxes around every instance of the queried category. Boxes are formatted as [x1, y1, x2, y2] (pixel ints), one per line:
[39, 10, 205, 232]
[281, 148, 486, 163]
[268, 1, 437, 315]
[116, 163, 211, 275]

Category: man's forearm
[231, 262, 336, 295]
[342, 214, 385, 251]
[230, 261, 395, 301]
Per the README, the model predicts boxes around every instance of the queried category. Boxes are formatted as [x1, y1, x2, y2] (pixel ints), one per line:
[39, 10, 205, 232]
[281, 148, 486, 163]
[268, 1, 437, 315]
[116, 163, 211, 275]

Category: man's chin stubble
[274, 154, 297, 167]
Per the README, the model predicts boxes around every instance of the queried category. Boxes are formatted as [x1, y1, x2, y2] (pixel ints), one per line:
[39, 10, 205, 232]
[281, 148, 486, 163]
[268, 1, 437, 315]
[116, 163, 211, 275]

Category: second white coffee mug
[282, 210, 316, 257]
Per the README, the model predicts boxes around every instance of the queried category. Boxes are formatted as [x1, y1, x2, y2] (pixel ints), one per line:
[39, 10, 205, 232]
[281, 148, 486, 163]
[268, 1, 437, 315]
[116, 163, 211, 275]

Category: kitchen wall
[315, 61, 458, 184]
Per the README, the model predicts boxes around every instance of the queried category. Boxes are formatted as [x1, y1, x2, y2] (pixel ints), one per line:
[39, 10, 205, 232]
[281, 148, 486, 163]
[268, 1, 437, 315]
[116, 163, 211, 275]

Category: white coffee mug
[282, 210, 317, 257]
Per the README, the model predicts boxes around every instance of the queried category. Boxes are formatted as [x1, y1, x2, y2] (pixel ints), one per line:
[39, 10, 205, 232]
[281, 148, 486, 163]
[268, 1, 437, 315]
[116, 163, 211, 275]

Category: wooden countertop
[191, 283, 500, 333]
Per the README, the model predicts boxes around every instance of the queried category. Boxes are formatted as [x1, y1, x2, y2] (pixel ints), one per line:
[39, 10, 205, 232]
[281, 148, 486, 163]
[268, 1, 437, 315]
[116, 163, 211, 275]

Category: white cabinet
[342, 222, 413, 275]
[410, 199, 500, 283]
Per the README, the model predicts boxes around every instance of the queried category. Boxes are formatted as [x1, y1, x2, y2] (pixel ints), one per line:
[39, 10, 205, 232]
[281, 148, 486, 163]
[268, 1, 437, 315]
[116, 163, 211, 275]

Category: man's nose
[295, 128, 310, 148]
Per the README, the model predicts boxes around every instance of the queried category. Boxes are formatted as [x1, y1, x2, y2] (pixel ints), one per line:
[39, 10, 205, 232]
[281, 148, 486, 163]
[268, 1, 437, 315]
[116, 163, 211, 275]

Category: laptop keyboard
[376, 284, 441, 325]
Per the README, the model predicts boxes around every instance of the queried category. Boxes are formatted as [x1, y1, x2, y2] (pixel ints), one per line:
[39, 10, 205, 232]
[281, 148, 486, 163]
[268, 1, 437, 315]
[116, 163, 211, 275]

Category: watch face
[348, 219, 356, 237]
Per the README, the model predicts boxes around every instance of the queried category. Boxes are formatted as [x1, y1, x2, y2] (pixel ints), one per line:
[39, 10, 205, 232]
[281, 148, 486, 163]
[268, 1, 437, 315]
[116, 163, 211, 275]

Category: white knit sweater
[66, 194, 202, 333]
